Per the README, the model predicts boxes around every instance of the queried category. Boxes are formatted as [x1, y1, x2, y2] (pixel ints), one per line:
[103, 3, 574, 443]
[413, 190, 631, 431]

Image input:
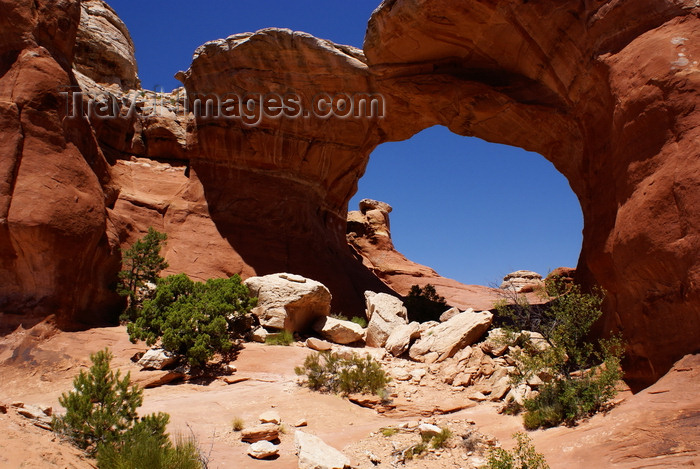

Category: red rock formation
[1, 0, 698, 388]
[0, 0, 119, 325]
[362, 0, 700, 389]
[347, 199, 504, 311]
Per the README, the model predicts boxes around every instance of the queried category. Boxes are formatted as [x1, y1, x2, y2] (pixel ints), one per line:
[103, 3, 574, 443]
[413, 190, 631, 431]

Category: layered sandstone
[0, 0, 698, 388]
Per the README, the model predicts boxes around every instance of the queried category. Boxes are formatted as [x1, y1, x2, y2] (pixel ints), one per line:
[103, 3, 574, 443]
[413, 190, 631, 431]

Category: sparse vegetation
[430, 427, 453, 449]
[403, 443, 427, 461]
[351, 316, 368, 328]
[126, 273, 257, 368]
[404, 284, 449, 323]
[118, 227, 169, 321]
[231, 417, 245, 432]
[52, 349, 203, 468]
[265, 330, 295, 346]
[381, 427, 399, 437]
[495, 280, 624, 429]
[294, 352, 391, 396]
[483, 432, 549, 469]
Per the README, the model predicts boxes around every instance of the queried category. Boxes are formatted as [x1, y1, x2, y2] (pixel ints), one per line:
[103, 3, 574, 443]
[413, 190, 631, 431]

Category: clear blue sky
[106, 0, 583, 287]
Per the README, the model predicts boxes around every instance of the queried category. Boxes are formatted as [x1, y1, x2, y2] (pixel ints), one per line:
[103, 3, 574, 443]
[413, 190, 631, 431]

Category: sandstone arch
[0, 0, 698, 389]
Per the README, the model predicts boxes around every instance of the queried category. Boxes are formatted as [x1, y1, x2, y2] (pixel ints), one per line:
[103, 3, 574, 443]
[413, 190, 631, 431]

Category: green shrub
[96, 431, 202, 469]
[403, 443, 427, 461]
[484, 432, 549, 469]
[265, 330, 295, 346]
[118, 228, 169, 321]
[495, 280, 624, 428]
[404, 284, 448, 323]
[381, 427, 399, 437]
[351, 316, 368, 328]
[126, 274, 257, 368]
[294, 352, 390, 396]
[52, 349, 199, 468]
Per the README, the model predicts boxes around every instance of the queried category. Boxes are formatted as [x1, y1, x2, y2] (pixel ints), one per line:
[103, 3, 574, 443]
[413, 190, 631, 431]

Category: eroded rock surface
[1, 0, 698, 387]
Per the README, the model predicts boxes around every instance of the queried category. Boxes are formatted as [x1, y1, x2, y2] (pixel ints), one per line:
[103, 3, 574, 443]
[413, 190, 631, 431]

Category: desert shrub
[126, 274, 257, 368]
[404, 284, 448, 323]
[495, 280, 624, 428]
[294, 352, 390, 396]
[381, 427, 399, 437]
[403, 443, 427, 461]
[231, 417, 245, 432]
[96, 430, 202, 469]
[484, 432, 549, 469]
[265, 330, 295, 346]
[52, 349, 201, 468]
[430, 427, 453, 449]
[351, 316, 368, 328]
[118, 228, 169, 321]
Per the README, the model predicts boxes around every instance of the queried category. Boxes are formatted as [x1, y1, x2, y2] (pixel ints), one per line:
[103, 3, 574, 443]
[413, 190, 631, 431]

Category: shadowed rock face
[0, 0, 698, 388]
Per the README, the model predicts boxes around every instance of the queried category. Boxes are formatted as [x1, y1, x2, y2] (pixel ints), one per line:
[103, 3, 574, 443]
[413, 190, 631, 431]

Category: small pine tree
[52, 349, 146, 454]
[118, 227, 169, 320]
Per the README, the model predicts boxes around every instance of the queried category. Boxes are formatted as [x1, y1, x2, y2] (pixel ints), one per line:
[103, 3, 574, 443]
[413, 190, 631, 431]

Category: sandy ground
[0, 319, 698, 468]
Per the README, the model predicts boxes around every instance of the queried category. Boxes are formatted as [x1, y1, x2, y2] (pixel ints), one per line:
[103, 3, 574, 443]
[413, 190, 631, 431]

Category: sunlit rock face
[1, 0, 698, 388]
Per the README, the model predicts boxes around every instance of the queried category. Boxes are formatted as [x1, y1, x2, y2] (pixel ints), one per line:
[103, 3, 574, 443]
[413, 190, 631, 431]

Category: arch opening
[349, 125, 583, 290]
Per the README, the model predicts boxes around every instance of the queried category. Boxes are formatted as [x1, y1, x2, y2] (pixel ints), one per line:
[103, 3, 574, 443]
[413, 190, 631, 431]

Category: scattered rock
[244, 273, 332, 333]
[490, 377, 512, 401]
[137, 348, 177, 370]
[306, 337, 333, 352]
[411, 368, 427, 383]
[313, 316, 365, 345]
[248, 440, 279, 459]
[223, 363, 237, 374]
[481, 328, 510, 357]
[439, 307, 462, 323]
[259, 410, 281, 425]
[365, 451, 382, 464]
[295, 430, 351, 469]
[409, 311, 493, 362]
[132, 370, 186, 388]
[0, 404, 6, 414]
[469, 392, 488, 402]
[251, 327, 269, 343]
[294, 418, 308, 428]
[384, 322, 421, 357]
[364, 291, 408, 348]
[418, 423, 442, 438]
[392, 368, 411, 381]
[241, 424, 280, 443]
[223, 376, 250, 385]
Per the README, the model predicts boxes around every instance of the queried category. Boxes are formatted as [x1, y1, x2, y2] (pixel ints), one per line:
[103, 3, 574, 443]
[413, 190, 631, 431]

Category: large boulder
[364, 291, 408, 348]
[248, 440, 279, 460]
[313, 316, 365, 345]
[295, 431, 351, 469]
[384, 322, 421, 357]
[409, 311, 493, 362]
[244, 273, 331, 333]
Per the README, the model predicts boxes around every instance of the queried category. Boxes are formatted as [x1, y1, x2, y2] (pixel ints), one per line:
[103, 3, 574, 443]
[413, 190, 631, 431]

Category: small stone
[11, 402, 23, 408]
[0, 404, 7, 414]
[469, 392, 488, 402]
[392, 368, 411, 381]
[294, 418, 308, 427]
[223, 364, 237, 374]
[259, 410, 281, 425]
[418, 423, 442, 438]
[241, 423, 279, 443]
[223, 376, 250, 385]
[248, 440, 279, 459]
[137, 348, 177, 370]
[306, 337, 333, 352]
[252, 327, 269, 343]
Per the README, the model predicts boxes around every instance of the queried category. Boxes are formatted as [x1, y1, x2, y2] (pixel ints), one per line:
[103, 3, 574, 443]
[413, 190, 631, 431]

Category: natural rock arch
[0, 0, 698, 390]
